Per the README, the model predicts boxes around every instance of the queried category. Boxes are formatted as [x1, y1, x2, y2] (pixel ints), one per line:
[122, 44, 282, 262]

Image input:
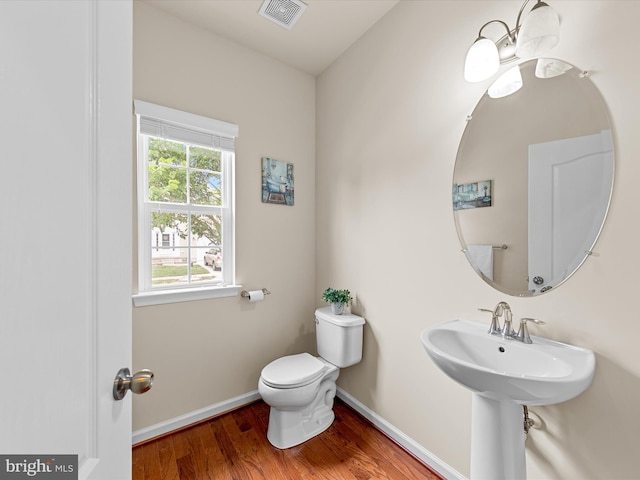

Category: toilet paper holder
[241, 288, 271, 298]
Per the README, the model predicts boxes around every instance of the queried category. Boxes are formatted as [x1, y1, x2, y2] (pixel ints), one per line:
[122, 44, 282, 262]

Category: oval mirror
[453, 59, 613, 297]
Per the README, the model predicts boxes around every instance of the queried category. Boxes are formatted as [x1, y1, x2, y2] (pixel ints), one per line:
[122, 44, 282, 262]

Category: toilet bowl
[258, 353, 339, 449]
[258, 308, 365, 449]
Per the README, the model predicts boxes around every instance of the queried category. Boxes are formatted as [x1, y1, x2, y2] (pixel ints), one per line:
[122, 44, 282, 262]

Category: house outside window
[133, 100, 239, 306]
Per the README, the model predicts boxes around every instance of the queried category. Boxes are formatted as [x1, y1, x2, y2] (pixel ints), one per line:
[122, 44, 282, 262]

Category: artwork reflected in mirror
[453, 180, 492, 211]
[453, 59, 613, 297]
[262, 157, 294, 206]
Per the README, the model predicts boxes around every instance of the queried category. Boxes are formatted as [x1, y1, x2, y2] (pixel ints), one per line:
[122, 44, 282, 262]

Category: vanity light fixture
[463, 0, 560, 83]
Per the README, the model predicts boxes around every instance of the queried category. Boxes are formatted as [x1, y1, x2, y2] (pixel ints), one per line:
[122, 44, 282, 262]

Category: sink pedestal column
[471, 393, 527, 480]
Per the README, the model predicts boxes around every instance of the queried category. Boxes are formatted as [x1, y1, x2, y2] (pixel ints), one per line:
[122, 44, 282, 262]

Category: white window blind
[134, 100, 238, 152]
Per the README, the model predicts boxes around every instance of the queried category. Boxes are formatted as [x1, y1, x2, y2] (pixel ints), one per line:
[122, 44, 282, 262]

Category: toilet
[258, 307, 365, 449]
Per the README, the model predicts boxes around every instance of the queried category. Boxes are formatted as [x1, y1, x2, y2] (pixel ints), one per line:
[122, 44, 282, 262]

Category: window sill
[132, 285, 242, 307]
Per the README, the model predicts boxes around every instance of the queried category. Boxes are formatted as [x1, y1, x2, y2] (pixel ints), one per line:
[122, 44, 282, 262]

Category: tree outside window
[145, 138, 225, 287]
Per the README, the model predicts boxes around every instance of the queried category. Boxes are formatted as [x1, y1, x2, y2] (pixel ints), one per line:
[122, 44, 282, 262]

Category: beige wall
[133, 0, 640, 478]
[317, 1, 640, 479]
[132, 2, 316, 429]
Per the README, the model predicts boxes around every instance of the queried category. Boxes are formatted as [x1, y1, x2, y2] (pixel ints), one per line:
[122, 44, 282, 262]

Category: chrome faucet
[479, 301, 512, 336]
[481, 303, 546, 343]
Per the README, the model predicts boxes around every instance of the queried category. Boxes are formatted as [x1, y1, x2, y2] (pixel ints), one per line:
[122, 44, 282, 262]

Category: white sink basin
[421, 319, 595, 405]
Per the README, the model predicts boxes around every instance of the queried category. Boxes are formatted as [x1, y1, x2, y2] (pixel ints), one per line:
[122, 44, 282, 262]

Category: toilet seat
[260, 353, 327, 389]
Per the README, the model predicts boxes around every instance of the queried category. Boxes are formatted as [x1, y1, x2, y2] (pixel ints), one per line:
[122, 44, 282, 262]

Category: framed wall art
[262, 157, 294, 206]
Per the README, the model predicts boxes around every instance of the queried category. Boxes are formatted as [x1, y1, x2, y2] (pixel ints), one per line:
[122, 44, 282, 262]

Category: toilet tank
[315, 307, 365, 368]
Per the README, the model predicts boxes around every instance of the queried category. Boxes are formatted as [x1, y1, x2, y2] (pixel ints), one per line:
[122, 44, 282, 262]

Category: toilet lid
[261, 353, 326, 388]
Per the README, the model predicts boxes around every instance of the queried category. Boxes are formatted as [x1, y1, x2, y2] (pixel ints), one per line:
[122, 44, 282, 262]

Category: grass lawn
[153, 264, 210, 278]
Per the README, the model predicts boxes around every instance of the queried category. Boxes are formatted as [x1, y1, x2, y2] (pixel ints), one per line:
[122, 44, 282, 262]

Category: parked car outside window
[204, 249, 222, 270]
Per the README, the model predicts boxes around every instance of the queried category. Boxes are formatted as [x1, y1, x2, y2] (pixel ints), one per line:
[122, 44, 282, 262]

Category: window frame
[132, 100, 240, 306]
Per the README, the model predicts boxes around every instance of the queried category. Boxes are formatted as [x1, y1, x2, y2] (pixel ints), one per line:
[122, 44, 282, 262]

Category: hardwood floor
[133, 398, 443, 480]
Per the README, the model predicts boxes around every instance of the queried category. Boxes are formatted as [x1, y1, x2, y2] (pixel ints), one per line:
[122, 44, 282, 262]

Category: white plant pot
[330, 303, 345, 315]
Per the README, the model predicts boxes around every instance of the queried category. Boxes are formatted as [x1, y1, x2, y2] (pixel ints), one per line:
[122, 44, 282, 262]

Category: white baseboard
[132, 388, 465, 480]
[336, 388, 466, 480]
[132, 390, 261, 445]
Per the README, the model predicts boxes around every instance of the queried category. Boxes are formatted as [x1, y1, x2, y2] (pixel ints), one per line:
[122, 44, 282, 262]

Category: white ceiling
[139, 0, 400, 76]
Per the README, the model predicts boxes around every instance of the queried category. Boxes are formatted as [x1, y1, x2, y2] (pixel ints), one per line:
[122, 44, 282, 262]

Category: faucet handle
[522, 317, 545, 326]
[478, 308, 501, 335]
[516, 318, 546, 344]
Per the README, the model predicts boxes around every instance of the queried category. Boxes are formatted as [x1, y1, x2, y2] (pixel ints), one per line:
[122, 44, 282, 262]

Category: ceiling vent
[258, 0, 307, 30]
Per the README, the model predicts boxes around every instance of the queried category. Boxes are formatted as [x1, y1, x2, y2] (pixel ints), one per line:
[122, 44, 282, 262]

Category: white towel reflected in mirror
[466, 245, 493, 280]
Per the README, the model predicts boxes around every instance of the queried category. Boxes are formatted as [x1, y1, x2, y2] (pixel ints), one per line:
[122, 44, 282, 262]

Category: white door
[528, 131, 613, 293]
[0, 1, 134, 479]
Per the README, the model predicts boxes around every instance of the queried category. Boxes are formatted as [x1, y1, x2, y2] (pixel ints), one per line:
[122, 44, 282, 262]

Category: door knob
[113, 368, 154, 400]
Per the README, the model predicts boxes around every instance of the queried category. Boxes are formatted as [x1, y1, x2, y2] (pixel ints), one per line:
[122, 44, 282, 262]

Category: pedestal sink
[421, 319, 595, 480]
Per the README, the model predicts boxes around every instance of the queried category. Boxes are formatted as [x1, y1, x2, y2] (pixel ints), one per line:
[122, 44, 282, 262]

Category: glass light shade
[488, 66, 523, 98]
[515, 3, 560, 59]
[464, 37, 500, 82]
[535, 58, 573, 78]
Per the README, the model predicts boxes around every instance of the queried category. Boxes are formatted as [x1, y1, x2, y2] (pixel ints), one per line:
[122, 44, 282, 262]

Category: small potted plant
[321, 287, 352, 315]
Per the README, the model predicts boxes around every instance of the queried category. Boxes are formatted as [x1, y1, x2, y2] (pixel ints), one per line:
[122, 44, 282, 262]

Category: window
[133, 100, 239, 306]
